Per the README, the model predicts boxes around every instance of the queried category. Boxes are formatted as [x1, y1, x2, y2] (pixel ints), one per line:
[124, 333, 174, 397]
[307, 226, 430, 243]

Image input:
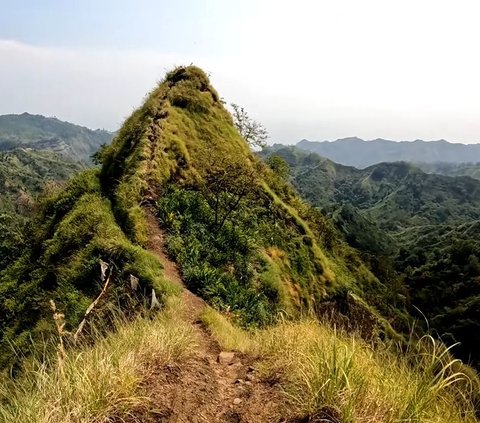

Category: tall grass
[0, 299, 196, 423]
[201, 307, 478, 423]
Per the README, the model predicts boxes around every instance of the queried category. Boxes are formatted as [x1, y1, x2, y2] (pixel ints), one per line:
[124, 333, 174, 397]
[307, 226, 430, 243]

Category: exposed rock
[218, 351, 235, 365]
[233, 398, 242, 405]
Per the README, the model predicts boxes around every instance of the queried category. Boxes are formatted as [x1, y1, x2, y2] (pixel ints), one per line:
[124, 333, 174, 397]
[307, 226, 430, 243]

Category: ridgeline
[0, 67, 478, 422]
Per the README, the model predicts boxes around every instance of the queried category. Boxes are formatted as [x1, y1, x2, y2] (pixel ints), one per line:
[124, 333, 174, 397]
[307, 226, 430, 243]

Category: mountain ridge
[0, 112, 114, 163]
[296, 137, 480, 168]
[0, 67, 478, 422]
[261, 144, 480, 369]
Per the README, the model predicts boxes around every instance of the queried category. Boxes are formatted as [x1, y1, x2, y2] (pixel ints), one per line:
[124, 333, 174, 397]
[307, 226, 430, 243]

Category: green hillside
[0, 149, 85, 270]
[0, 67, 477, 422]
[418, 161, 480, 180]
[0, 148, 84, 214]
[261, 145, 480, 369]
[0, 113, 113, 163]
[0, 67, 390, 369]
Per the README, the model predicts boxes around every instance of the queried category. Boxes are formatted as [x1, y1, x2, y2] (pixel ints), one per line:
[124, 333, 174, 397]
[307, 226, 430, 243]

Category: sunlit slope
[0, 66, 388, 370]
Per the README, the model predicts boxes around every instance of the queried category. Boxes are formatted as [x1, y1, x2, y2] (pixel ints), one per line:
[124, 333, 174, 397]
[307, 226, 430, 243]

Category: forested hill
[0, 148, 84, 214]
[262, 146, 480, 231]
[296, 137, 480, 168]
[261, 145, 480, 369]
[0, 113, 113, 163]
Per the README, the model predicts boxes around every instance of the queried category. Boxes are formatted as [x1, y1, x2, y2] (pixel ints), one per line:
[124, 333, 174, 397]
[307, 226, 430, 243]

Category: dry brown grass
[0, 298, 196, 423]
[201, 307, 478, 423]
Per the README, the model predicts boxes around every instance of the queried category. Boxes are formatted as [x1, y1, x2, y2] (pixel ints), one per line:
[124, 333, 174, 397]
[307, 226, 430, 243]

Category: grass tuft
[0, 299, 195, 423]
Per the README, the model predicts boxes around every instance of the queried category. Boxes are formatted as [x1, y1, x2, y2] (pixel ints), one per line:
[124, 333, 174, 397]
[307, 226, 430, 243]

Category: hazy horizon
[2, 1, 480, 144]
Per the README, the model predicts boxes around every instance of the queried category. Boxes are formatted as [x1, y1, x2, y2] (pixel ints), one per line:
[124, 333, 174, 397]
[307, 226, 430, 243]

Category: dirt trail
[143, 210, 288, 423]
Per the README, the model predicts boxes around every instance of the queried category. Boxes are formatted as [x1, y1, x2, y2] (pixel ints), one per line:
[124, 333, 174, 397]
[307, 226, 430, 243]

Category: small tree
[265, 155, 290, 180]
[231, 103, 268, 149]
[198, 152, 262, 232]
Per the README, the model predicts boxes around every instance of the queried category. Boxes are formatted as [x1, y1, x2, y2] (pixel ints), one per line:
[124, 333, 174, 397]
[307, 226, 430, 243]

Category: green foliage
[418, 161, 480, 180]
[0, 148, 86, 271]
[262, 145, 480, 370]
[157, 185, 276, 326]
[0, 66, 392, 371]
[265, 154, 290, 180]
[0, 170, 176, 369]
[0, 148, 84, 215]
[0, 214, 25, 269]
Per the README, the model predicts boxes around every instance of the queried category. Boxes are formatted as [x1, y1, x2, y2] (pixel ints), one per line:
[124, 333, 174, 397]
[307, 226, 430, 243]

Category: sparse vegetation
[231, 103, 268, 149]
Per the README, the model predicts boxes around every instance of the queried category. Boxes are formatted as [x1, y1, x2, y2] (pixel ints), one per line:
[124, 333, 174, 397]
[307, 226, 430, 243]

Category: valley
[261, 145, 480, 369]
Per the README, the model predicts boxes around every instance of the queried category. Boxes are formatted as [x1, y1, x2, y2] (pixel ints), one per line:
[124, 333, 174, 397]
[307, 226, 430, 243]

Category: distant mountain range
[0, 113, 114, 163]
[261, 146, 480, 232]
[296, 137, 480, 169]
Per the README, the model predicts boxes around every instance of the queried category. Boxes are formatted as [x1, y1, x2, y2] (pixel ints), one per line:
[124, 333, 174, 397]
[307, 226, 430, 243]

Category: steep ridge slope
[0, 67, 478, 422]
[0, 66, 385, 368]
[261, 145, 480, 369]
[0, 148, 85, 270]
[0, 148, 84, 214]
[98, 66, 387, 326]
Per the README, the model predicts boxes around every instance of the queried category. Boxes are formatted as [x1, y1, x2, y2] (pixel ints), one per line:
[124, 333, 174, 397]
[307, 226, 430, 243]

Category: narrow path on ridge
[142, 209, 288, 423]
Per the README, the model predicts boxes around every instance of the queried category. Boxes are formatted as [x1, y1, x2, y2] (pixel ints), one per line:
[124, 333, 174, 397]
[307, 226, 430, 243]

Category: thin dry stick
[73, 263, 112, 342]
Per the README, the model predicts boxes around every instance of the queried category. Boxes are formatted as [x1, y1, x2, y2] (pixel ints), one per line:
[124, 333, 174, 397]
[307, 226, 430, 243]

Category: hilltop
[0, 67, 477, 422]
[296, 137, 480, 168]
[0, 113, 113, 163]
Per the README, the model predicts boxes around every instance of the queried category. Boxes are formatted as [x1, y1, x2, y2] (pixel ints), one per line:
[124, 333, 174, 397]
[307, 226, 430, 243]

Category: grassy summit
[98, 66, 389, 325]
[0, 66, 386, 367]
[0, 67, 478, 422]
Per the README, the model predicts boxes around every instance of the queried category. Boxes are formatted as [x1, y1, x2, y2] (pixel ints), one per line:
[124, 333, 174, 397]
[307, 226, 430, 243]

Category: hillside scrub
[94, 65, 385, 328]
[261, 145, 480, 369]
[0, 65, 478, 420]
[0, 169, 178, 369]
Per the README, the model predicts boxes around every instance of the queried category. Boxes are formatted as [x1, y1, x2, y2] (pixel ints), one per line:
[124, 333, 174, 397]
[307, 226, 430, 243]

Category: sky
[1, 0, 480, 144]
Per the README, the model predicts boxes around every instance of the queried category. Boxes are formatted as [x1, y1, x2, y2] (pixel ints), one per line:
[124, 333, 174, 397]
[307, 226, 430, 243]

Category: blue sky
[0, 0, 245, 53]
[1, 0, 480, 143]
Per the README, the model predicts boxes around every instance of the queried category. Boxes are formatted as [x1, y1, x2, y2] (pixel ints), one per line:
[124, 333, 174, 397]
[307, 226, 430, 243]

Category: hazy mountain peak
[296, 137, 480, 168]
